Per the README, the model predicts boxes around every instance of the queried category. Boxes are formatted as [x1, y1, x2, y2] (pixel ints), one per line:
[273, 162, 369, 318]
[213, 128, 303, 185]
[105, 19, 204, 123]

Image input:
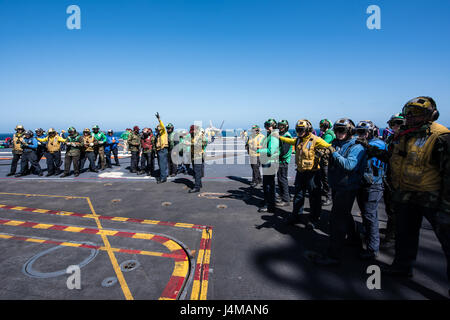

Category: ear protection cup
[306, 120, 313, 133]
[431, 109, 439, 121]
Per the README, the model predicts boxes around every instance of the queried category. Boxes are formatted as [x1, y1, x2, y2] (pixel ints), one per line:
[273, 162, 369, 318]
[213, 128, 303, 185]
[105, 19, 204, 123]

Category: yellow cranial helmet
[296, 119, 312, 133]
[402, 96, 438, 121]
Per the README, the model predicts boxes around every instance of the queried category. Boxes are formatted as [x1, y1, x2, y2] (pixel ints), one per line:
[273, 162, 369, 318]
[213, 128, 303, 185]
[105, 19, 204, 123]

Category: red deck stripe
[114, 231, 135, 238]
[160, 276, 185, 300]
[79, 228, 99, 234]
[48, 225, 67, 231]
[11, 236, 28, 241]
[193, 264, 202, 281]
[20, 222, 38, 228]
[157, 221, 177, 227]
[44, 240, 63, 245]
[22, 207, 37, 212]
[150, 235, 167, 244]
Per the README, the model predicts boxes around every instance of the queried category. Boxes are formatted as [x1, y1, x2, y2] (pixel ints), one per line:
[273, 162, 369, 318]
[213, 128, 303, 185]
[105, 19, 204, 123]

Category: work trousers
[45, 151, 62, 174]
[80, 151, 96, 171]
[94, 145, 106, 169]
[158, 148, 169, 180]
[64, 153, 80, 174]
[262, 174, 276, 210]
[292, 170, 322, 220]
[392, 202, 450, 285]
[277, 162, 290, 202]
[20, 151, 42, 175]
[356, 183, 384, 253]
[9, 152, 24, 174]
[130, 151, 140, 172]
[250, 156, 262, 184]
[140, 151, 154, 175]
[327, 189, 359, 260]
[193, 163, 204, 189]
[106, 148, 119, 167]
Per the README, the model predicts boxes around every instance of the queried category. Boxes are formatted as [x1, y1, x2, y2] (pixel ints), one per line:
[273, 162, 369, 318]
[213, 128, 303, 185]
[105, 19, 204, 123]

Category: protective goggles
[389, 119, 404, 127]
[355, 128, 368, 136]
[334, 126, 348, 134]
[403, 106, 427, 117]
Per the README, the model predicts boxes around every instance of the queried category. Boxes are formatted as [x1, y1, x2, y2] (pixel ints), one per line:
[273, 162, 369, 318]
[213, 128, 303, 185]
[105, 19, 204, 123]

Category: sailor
[155, 112, 169, 183]
[380, 113, 406, 248]
[357, 97, 450, 291]
[279, 119, 331, 227]
[15, 130, 43, 177]
[246, 125, 265, 187]
[276, 120, 293, 206]
[257, 119, 280, 213]
[92, 125, 107, 170]
[36, 128, 66, 176]
[166, 123, 178, 177]
[127, 126, 141, 173]
[105, 130, 120, 168]
[319, 119, 336, 206]
[34, 128, 47, 163]
[79, 128, 98, 173]
[186, 124, 208, 193]
[7, 125, 26, 176]
[139, 128, 155, 176]
[354, 120, 386, 260]
[61, 127, 82, 177]
[313, 118, 366, 266]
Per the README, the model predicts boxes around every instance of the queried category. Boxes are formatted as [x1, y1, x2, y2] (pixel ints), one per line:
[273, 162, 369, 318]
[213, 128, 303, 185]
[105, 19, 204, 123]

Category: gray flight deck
[0, 137, 448, 300]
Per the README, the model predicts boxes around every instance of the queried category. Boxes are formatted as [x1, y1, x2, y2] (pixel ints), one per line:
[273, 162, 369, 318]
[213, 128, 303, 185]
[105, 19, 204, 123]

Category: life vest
[47, 135, 64, 153]
[12, 133, 24, 153]
[191, 134, 206, 161]
[247, 133, 264, 157]
[390, 122, 449, 191]
[82, 135, 96, 152]
[295, 133, 321, 172]
[141, 135, 154, 152]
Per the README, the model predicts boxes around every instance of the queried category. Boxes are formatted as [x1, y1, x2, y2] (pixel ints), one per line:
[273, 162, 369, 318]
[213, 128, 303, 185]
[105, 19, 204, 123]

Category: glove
[328, 146, 336, 154]
[155, 112, 160, 119]
[355, 137, 369, 149]
[89, 143, 94, 147]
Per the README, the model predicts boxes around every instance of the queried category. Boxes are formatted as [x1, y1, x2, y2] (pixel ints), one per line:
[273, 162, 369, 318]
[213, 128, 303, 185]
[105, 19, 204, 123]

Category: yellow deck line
[85, 196, 134, 300]
[190, 228, 212, 300]
[0, 233, 183, 258]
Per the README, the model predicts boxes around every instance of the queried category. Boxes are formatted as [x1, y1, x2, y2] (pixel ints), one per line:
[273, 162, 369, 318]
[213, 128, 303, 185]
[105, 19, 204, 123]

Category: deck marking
[85, 196, 134, 300]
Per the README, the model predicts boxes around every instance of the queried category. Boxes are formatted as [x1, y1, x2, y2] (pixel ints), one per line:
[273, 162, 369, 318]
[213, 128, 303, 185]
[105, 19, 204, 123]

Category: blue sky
[1, 0, 449, 132]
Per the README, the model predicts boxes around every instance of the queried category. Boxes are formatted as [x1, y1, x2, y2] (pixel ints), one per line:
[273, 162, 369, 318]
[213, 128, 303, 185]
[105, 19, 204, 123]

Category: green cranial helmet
[264, 118, 277, 129]
[166, 123, 174, 129]
[68, 127, 76, 134]
[278, 120, 289, 131]
[320, 119, 332, 130]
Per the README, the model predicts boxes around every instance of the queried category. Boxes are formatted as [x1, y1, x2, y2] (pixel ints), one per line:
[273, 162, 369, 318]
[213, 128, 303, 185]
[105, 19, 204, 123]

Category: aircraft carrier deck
[0, 137, 448, 300]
